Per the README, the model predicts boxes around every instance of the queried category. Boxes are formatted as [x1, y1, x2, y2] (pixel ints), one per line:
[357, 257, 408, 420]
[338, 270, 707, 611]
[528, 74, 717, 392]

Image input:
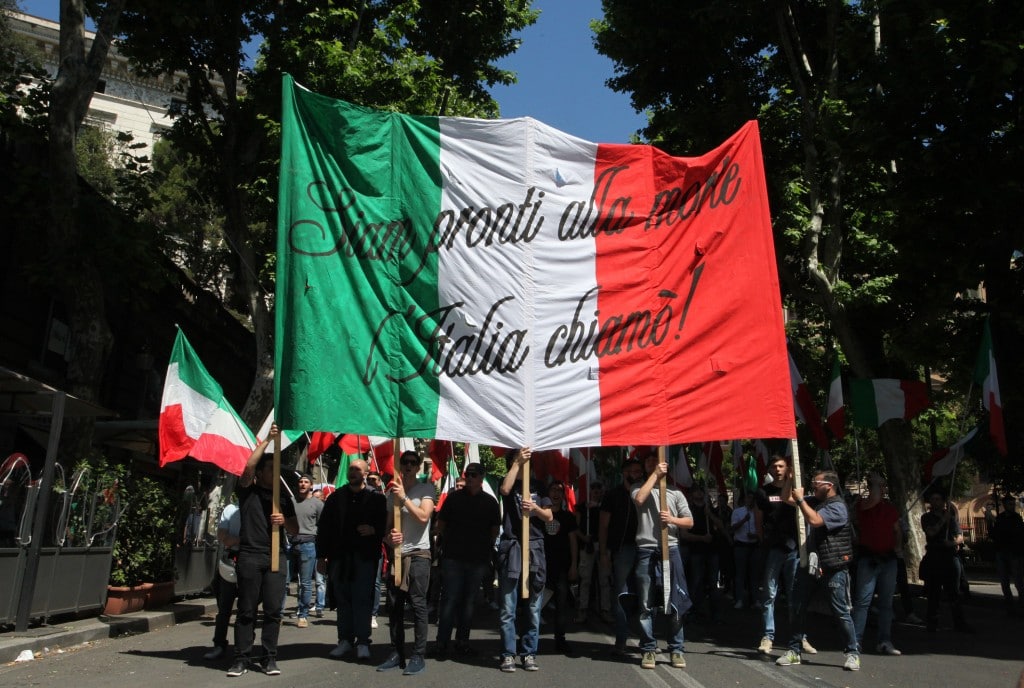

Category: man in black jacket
[316, 458, 387, 662]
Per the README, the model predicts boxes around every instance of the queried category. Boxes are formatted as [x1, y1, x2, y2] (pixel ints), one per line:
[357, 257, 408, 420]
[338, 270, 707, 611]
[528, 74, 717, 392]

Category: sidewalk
[0, 596, 217, 664]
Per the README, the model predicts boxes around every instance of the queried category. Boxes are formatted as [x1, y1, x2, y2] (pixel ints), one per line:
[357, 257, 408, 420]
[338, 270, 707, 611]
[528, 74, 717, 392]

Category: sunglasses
[401, 459, 420, 467]
[464, 471, 482, 478]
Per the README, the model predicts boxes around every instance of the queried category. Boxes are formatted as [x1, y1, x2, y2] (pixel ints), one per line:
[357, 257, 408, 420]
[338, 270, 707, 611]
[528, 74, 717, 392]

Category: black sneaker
[226, 658, 248, 677]
[260, 657, 280, 676]
[403, 655, 426, 676]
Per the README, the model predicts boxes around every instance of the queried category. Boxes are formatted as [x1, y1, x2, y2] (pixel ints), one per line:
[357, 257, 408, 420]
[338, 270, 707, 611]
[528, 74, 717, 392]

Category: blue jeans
[683, 547, 721, 620]
[315, 570, 326, 611]
[372, 557, 383, 617]
[788, 566, 858, 656]
[331, 554, 379, 646]
[852, 554, 897, 646]
[609, 544, 637, 646]
[295, 541, 317, 618]
[634, 547, 685, 653]
[498, 568, 544, 658]
[437, 559, 489, 645]
[760, 546, 798, 640]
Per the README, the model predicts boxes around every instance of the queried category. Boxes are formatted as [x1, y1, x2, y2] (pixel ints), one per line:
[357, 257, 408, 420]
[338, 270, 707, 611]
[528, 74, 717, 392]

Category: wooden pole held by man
[393, 439, 403, 583]
[521, 453, 531, 599]
[271, 432, 281, 571]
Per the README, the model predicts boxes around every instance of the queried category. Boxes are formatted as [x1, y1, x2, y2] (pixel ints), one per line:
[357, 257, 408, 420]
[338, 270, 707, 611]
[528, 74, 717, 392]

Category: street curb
[0, 597, 217, 665]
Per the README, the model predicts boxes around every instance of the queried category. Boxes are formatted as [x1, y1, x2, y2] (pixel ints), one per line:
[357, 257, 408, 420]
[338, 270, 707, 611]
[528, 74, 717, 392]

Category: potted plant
[104, 473, 177, 615]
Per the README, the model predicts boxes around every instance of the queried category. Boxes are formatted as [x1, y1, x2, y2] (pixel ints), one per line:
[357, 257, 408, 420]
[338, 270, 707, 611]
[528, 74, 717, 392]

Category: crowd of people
[208, 428, 1024, 678]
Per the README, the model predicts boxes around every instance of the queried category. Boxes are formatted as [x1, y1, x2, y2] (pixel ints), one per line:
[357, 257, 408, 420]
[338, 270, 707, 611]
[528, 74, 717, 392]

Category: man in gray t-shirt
[293, 474, 324, 626]
[631, 454, 693, 670]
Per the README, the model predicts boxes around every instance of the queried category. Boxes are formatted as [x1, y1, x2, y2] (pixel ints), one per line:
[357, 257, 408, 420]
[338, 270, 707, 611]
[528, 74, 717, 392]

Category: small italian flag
[825, 358, 846, 441]
[924, 427, 979, 481]
[849, 378, 930, 428]
[974, 317, 1007, 456]
[158, 330, 255, 475]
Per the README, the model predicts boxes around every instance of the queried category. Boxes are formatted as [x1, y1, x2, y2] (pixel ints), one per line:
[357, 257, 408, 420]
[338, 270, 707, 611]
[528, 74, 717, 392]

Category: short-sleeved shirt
[856, 499, 899, 554]
[544, 508, 579, 575]
[631, 484, 692, 548]
[387, 482, 435, 553]
[294, 496, 324, 539]
[804, 496, 848, 533]
[757, 483, 797, 550]
[501, 479, 552, 543]
[437, 488, 501, 563]
[731, 505, 758, 544]
[921, 509, 961, 551]
[236, 483, 296, 555]
[600, 484, 638, 552]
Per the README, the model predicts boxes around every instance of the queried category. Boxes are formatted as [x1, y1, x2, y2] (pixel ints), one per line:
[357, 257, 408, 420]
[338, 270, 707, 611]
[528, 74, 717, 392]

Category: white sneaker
[329, 640, 353, 658]
[371, 617, 379, 629]
[758, 636, 773, 655]
[876, 642, 902, 656]
[843, 653, 861, 671]
[801, 637, 818, 654]
[356, 644, 371, 660]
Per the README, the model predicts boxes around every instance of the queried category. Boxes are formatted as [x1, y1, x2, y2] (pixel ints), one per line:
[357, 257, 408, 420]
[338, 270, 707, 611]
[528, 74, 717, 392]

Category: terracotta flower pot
[103, 583, 152, 615]
[144, 580, 175, 610]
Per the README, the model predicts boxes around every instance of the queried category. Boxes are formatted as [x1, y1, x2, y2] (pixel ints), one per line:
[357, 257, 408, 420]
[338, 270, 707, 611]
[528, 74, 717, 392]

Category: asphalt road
[1, 579, 1022, 688]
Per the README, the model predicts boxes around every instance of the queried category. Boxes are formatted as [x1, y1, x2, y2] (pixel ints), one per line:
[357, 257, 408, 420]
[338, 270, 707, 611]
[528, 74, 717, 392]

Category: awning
[0, 367, 117, 419]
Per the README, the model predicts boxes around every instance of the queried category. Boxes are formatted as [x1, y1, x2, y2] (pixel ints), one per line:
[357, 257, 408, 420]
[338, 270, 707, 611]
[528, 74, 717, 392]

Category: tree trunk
[47, 0, 126, 456]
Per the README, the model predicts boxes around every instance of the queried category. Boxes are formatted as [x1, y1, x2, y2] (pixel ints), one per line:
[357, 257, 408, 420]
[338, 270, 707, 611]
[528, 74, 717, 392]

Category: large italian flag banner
[275, 75, 794, 449]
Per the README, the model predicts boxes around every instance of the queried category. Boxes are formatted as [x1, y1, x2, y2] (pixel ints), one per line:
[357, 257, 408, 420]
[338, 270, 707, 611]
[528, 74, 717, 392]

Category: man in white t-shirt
[376, 451, 436, 676]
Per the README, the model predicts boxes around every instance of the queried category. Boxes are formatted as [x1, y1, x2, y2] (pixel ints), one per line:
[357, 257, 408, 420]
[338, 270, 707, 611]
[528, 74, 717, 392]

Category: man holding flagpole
[228, 426, 298, 678]
[632, 454, 693, 670]
[497, 448, 551, 673]
[376, 451, 435, 676]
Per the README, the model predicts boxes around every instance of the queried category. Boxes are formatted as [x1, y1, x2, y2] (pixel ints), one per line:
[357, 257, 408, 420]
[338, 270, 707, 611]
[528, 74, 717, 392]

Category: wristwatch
[795, 496, 804, 505]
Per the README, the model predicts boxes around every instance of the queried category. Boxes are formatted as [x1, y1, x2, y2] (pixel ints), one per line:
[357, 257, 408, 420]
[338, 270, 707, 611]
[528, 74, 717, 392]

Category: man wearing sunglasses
[375, 451, 436, 676]
[776, 471, 859, 672]
[433, 463, 501, 659]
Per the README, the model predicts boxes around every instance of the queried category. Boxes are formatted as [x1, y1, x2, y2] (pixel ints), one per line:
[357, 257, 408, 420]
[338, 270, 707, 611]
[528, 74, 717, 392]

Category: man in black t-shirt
[434, 463, 501, 657]
[755, 454, 816, 657]
[599, 455, 644, 653]
[543, 481, 579, 655]
[920, 490, 971, 632]
[228, 426, 298, 678]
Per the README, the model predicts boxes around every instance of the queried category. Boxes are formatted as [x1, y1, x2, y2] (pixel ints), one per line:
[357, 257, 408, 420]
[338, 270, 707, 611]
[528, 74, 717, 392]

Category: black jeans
[547, 568, 573, 641]
[386, 555, 431, 659]
[211, 572, 238, 648]
[234, 552, 286, 659]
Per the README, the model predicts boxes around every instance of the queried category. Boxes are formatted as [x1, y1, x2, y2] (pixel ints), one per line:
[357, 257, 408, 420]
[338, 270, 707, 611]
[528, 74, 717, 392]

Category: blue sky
[18, 0, 645, 142]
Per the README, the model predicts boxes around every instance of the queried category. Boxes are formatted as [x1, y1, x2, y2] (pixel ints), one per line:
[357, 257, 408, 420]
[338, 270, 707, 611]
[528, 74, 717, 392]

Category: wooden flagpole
[271, 432, 281, 571]
[789, 437, 806, 567]
[393, 438, 402, 584]
[521, 451, 531, 599]
[658, 445, 670, 610]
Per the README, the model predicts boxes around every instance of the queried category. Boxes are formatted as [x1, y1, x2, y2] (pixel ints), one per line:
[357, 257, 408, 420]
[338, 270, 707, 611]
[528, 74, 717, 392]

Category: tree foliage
[593, 0, 1024, 569]
[113, 0, 539, 425]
